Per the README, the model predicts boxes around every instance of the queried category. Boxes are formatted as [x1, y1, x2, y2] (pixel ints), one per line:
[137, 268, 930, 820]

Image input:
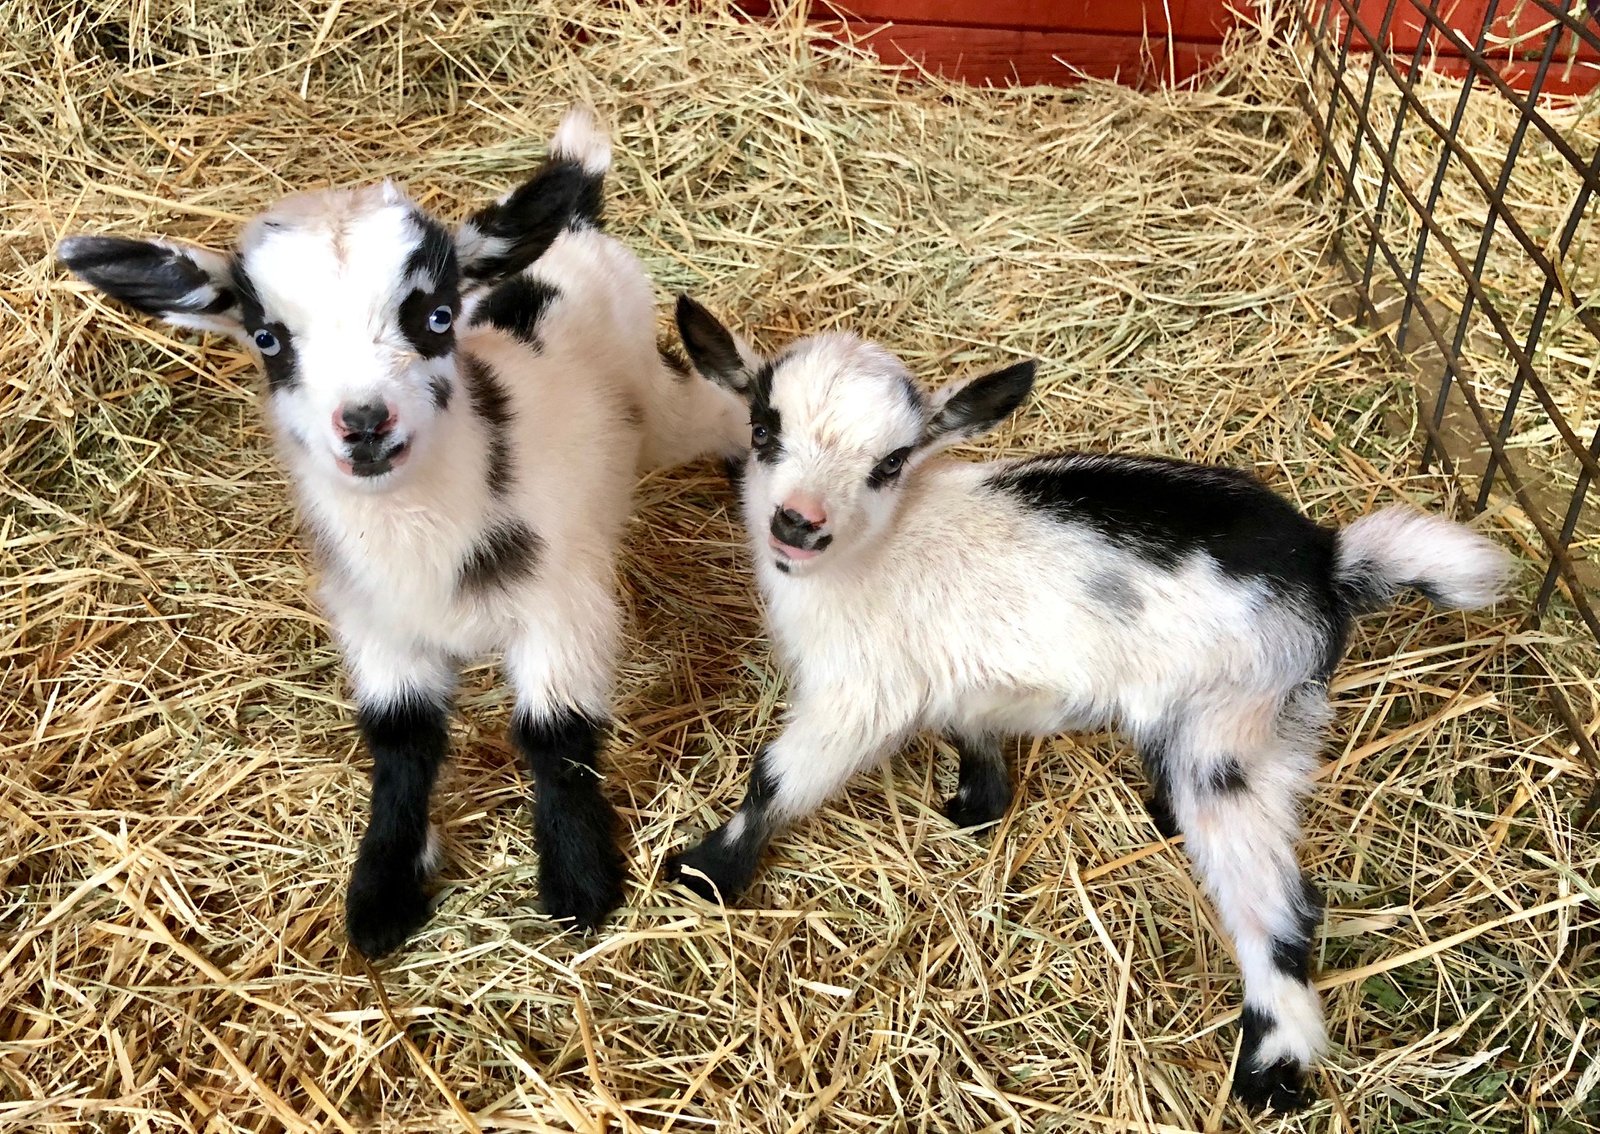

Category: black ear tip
[676, 293, 711, 320]
[56, 234, 107, 270]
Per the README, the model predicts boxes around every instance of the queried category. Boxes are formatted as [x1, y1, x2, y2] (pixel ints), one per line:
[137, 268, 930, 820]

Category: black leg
[944, 732, 1013, 828]
[346, 698, 450, 958]
[667, 748, 777, 904]
[1139, 735, 1180, 839]
[512, 708, 626, 932]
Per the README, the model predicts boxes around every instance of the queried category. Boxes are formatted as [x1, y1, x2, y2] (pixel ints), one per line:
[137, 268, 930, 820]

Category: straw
[1, 2, 1594, 1130]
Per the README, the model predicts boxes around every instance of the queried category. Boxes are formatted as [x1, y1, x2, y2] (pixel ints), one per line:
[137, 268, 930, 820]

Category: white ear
[379, 179, 406, 207]
[58, 235, 244, 337]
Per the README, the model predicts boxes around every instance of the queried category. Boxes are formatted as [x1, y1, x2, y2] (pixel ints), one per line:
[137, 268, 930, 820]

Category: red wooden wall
[787, 1, 1600, 92]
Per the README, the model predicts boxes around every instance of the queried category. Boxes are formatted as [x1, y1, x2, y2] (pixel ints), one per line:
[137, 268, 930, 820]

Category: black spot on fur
[989, 453, 1350, 671]
[747, 362, 783, 465]
[230, 262, 299, 392]
[346, 696, 451, 958]
[459, 160, 604, 285]
[461, 354, 514, 496]
[457, 521, 541, 593]
[1234, 1005, 1313, 1111]
[1088, 570, 1143, 614]
[474, 275, 559, 347]
[897, 374, 924, 414]
[429, 374, 452, 411]
[1208, 758, 1249, 795]
[398, 214, 462, 360]
[667, 748, 779, 903]
[658, 341, 693, 382]
[511, 709, 625, 931]
[1334, 559, 1448, 614]
[1268, 872, 1326, 982]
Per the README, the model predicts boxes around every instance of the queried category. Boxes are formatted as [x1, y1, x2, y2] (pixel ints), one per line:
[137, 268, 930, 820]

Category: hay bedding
[1, 1, 1595, 1130]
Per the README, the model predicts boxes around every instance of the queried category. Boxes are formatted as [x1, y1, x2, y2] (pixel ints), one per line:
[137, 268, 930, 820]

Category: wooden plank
[1338, 0, 1598, 61]
[815, 19, 1227, 86]
[806, 1, 1240, 40]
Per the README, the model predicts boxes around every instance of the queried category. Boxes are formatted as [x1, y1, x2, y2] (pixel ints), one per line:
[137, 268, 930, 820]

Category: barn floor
[2, 3, 1595, 1132]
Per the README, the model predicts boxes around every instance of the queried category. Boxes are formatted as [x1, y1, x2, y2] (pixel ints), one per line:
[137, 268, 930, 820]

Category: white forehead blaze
[768, 334, 924, 458]
[237, 187, 430, 339]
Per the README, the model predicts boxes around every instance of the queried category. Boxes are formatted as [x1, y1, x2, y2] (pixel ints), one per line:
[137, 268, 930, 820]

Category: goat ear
[675, 295, 758, 395]
[922, 361, 1036, 450]
[58, 235, 243, 337]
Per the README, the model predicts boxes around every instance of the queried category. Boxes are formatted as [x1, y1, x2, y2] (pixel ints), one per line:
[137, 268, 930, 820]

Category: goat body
[667, 306, 1511, 1111]
[60, 110, 746, 957]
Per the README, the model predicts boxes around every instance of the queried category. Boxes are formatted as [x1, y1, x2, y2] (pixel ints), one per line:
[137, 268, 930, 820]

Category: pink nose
[333, 402, 396, 439]
[780, 492, 827, 528]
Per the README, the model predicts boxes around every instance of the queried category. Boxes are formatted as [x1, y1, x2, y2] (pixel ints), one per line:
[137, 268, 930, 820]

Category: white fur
[693, 331, 1510, 1093]
[1338, 506, 1514, 610]
[63, 107, 748, 809]
[548, 104, 612, 176]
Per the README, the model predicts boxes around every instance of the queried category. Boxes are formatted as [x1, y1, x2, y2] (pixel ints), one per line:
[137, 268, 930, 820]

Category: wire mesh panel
[1289, 1, 1599, 633]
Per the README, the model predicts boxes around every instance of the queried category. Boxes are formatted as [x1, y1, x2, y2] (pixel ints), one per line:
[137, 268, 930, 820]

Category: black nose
[339, 401, 391, 439]
[771, 506, 820, 546]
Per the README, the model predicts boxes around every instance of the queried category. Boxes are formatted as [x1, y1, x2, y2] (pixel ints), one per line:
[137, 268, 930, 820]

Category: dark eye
[427, 306, 453, 333]
[252, 329, 281, 356]
[871, 448, 910, 484]
[752, 424, 770, 446]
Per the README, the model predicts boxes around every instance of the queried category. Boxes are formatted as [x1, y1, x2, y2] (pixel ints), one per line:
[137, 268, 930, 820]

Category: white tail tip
[550, 104, 611, 176]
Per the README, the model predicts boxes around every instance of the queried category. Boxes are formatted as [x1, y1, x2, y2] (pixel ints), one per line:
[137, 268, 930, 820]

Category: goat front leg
[668, 698, 909, 904]
[504, 595, 626, 932]
[341, 636, 457, 959]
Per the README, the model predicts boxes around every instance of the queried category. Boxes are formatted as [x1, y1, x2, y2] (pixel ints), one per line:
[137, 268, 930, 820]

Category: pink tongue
[769, 535, 819, 561]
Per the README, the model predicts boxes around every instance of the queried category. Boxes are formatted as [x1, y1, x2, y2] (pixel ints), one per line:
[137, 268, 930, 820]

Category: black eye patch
[867, 446, 912, 489]
[399, 286, 458, 358]
[751, 403, 782, 465]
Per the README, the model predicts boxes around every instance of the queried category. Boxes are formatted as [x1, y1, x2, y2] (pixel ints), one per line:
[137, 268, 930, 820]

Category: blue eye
[252, 329, 280, 356]
[427, 306, 453, 333]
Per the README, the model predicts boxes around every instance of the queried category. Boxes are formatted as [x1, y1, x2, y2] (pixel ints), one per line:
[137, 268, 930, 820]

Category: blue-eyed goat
[665, 297, 1512, 1111]
[58, 109, 747, 958]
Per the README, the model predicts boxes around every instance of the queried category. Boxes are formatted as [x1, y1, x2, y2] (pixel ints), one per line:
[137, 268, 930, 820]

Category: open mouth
[768, 533, 829, 563]
[339, 439, 410, 478]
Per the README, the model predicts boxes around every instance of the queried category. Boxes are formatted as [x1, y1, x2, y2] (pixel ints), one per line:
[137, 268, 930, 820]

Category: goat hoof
[943, 788, 1011, 829]
[537, 840, 625, 933]
[1231, 1057, 1313, 1113]
[345, 867, 432, 959]
[666, 839, 754, 905]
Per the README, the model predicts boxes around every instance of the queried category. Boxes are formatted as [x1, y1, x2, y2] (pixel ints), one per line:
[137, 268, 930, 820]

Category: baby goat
[59, 109, 747, 958]
[666, 297, 1512, 1111]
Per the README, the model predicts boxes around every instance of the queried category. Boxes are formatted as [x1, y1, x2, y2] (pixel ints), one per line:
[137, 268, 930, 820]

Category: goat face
[60, 181, 461, 492]
[675, 296, 1036, 574]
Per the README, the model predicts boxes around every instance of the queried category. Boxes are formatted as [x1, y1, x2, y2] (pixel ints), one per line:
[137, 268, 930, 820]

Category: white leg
[1141, 687, 1330, 1111]
[668, 697, 911, 903]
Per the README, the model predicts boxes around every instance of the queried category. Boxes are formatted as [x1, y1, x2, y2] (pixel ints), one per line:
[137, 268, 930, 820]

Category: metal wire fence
[1287, 0, 1599, 773]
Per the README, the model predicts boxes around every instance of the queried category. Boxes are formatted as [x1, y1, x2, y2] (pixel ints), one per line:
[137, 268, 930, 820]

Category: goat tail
[457, 105, 610, 285]
[1333, 506, 1513, 614]
[548, 104, 613, 178]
